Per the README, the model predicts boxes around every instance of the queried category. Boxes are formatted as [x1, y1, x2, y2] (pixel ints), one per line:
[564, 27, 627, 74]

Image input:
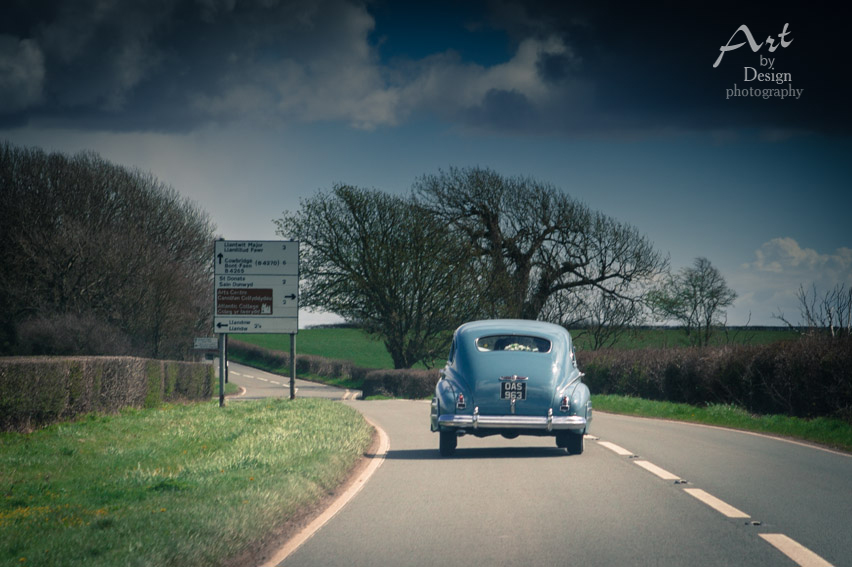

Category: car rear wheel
[439, 431, 457, 457]
[556, 431, 584, 454]
[566, 432, 584, 454]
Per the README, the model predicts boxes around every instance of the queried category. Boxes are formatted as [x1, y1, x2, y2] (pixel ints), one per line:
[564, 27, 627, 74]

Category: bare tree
[774, 283, 852, 338]
[648, 257, 737, 346]
[413, 166, 667, 325]
[275, 185, 480, 369]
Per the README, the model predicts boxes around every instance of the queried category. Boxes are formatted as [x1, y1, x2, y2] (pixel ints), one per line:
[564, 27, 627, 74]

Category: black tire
[565, 432, 584, 455]
[439, 431, 457, 457]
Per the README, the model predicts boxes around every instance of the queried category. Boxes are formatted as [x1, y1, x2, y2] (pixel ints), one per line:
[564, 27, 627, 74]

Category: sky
[1, 0, 850, 328]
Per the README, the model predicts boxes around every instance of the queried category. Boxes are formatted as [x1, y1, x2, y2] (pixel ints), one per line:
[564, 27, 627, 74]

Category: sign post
[214, 240, 299, 403]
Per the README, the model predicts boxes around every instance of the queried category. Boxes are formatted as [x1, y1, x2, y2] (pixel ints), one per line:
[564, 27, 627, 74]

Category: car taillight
[457, 393, 466, 410]
[560, 395, 570, 412]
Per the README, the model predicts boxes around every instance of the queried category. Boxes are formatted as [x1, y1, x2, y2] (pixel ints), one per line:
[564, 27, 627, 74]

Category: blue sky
[2, 0, 849, 327]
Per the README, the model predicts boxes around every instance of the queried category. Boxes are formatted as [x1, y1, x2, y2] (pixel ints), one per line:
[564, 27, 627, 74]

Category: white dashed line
[759, 534, 834, 567]
[597, 441, 634, 456]
[683, 488, 750, 518]
[633, 460, 681, 481]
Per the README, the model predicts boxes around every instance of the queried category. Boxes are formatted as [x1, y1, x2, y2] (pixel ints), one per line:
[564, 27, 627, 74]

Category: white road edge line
[633, 460, 681, 481]
[259, 416, 390, 567]
[597, 441, 634, 456]
[683, 488, 750, 518]
[759, 533, 834, 567]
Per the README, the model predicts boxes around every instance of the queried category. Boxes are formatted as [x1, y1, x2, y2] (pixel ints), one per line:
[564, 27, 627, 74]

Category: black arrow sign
[216, 322, 228, 328]
[284, 294, 296, 300]
[217, 253, 224, 264]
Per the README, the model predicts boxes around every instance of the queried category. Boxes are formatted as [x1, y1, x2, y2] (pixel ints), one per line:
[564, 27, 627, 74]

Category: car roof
[455, 319, 569, 340]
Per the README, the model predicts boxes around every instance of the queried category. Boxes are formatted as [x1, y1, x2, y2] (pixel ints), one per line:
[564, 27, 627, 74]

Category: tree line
[2, 142, 746, 365]
[1, 142, 215, 359]
[275, 166, 739, 368]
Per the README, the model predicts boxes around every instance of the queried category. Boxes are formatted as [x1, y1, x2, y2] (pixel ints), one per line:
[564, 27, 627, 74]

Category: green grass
[240, 328, 395, 369]
[214, 380, 241, 397]
[592, 394, 852, 453]
[1, 399, 373, 567]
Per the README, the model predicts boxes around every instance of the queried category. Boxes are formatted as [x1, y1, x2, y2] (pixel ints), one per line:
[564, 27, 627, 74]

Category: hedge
[578, 335, 852, 422]
[0, 356, 214, 431]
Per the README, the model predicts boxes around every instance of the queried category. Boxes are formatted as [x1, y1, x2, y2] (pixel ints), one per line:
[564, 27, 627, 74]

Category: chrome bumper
[438, 411, 587, 432]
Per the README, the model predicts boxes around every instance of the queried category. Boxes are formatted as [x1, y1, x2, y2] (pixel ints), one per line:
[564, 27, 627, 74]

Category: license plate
[501, 381, 526, 400]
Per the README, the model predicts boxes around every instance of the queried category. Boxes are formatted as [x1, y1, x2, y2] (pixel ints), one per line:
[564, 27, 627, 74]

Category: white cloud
[731, 237, 852, 324]
[748, 237, 852, 283]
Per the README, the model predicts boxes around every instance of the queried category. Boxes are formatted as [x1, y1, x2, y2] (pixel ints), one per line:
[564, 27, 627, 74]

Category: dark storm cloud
[0, 0, 847, 136]
[480, 0, 850, 135]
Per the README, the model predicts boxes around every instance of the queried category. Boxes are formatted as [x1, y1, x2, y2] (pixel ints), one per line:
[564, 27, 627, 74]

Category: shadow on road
[384, 446, 572, 460]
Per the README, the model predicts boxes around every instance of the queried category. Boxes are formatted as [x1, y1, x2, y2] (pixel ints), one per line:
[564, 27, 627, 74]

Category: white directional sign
[213, 240, 299, 334]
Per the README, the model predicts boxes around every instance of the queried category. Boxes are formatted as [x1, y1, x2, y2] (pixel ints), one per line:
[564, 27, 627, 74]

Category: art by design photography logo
[714, 23, 803, 101]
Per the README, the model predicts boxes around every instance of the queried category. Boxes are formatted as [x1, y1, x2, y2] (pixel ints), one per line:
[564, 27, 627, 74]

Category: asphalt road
[226, 364, 851, 567]
[224, 361, 360, 401]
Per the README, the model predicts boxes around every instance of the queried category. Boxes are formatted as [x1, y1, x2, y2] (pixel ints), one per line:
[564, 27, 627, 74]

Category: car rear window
[475, 335, 551, 353]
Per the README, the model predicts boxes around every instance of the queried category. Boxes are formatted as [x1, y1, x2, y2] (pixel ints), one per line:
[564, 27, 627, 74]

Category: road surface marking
[260, 416, 389, 567]
[595, 410, 851, 458]
[759, 534, 834, 567]
[598, 441, 634, 456]
[683, 488, 750, 518]
[634, 460, 681, 480]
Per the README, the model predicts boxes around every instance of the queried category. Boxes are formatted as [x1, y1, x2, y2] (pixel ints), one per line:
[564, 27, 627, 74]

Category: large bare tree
[275, 185, 480, 368]
[413, 166, 667, 326]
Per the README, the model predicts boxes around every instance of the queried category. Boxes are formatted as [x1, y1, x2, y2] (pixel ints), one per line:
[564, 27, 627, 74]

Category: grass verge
[1, 399, 373, 567]
[592, 394, 852, 453]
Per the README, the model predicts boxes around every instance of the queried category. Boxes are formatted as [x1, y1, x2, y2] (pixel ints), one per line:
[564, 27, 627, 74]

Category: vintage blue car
[431, 319, 592, 456]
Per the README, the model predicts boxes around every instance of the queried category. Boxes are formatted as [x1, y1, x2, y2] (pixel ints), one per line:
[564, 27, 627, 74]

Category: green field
[1, 399, 372, 567]
[239, 328, 396, 369]
[237, 326, 799, 370]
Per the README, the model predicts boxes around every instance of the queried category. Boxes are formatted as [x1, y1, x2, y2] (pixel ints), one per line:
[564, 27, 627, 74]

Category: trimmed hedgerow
[0, 357, 214, 431]
[579, 335, 852, 422]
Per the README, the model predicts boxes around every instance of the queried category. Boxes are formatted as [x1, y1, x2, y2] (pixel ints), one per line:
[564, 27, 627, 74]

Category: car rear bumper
[438, 412, 587, 431]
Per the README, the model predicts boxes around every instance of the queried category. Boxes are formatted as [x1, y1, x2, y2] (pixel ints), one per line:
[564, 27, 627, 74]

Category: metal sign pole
[218, 333, 226, 407]
[290, 333, 296, 400]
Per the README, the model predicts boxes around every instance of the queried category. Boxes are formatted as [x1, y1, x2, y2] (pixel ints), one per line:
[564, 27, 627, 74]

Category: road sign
[194, 337, 219, 350]
[213, 240, 299, 334]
